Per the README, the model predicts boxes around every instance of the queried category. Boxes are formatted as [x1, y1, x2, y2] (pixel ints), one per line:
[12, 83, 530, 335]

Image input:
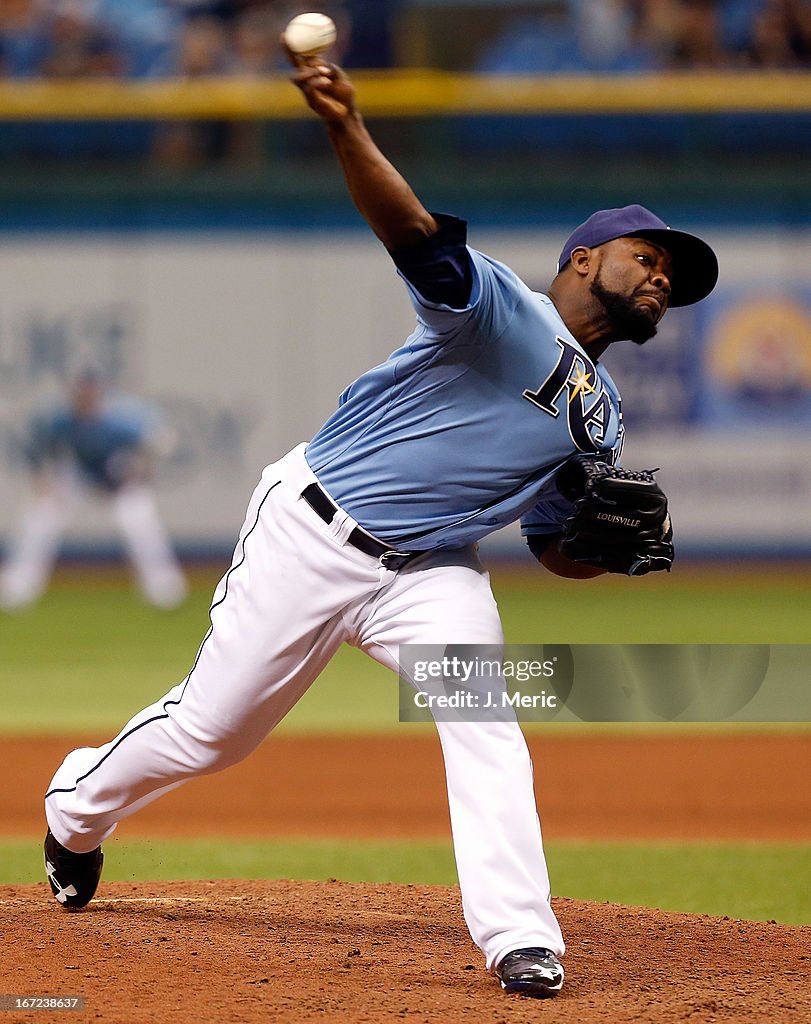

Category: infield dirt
[4, 879, 810, 1023]
[3, 732, 810, 1022]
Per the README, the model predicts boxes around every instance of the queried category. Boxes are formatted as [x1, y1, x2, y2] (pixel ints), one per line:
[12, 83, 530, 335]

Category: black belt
[301, 483, 421, 571]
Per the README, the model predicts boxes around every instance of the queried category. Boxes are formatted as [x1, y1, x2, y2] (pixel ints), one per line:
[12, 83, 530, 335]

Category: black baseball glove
[555, 455, 674, 576]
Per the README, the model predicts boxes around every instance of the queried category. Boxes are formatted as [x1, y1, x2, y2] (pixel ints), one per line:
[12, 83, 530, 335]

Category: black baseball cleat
[496, 947, 564, 998]
[44, 829, 103, 910]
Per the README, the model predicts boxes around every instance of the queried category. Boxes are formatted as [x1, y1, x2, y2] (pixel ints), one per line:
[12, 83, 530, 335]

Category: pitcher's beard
[590, 275, 659, 345]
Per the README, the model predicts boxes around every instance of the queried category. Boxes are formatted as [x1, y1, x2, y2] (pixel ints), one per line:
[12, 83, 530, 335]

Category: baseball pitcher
[42, 56, 718, 999]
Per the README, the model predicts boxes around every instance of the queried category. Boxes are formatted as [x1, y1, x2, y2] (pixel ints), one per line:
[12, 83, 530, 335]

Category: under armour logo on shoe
[45, 859, 78, 904]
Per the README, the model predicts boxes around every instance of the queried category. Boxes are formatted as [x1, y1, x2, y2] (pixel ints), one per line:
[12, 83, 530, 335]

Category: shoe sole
[501, 979, 563, 998]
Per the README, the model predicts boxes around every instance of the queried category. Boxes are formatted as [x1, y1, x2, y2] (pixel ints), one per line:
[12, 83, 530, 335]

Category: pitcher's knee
[165, 712, 264, 776]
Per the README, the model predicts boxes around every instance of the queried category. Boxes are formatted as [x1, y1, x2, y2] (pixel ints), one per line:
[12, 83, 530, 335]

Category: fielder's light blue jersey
[306, 247, 625, 549]
[30, 396, 158, 491]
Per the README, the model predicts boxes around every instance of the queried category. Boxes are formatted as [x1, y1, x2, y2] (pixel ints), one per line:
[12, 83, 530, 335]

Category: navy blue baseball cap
[557, 204, 718, 307]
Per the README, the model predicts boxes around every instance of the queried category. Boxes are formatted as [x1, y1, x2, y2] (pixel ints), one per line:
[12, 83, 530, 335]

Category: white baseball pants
[0, 476, 187, 610]
[45, 443, 564, 970]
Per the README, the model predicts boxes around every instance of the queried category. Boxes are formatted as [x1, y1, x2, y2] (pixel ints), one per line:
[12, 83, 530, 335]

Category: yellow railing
[0, 71, 807, 119]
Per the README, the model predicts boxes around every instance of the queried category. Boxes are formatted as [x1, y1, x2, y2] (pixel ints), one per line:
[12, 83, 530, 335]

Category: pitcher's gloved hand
[555, 455, 674, 576]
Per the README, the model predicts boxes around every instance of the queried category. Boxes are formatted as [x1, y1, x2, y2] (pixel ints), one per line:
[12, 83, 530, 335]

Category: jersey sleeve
[520, 489, 574, 538]
[388, 213, 472, 309]
[390, 213, 524, 340]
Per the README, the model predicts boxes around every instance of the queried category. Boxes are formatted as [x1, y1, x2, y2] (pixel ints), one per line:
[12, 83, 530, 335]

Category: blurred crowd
[0, 1, 352, 80]
[479, 0, 811, 73]
[0, 0, 808, 80]
[0, 1, 805, 165]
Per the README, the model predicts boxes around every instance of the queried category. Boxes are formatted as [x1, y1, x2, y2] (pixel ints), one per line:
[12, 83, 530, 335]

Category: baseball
[283, 12, 337, 57]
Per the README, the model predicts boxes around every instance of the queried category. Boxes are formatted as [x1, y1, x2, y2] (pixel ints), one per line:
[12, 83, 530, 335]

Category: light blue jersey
[306, 248, 625, 550]
[29, 395, 159, 492]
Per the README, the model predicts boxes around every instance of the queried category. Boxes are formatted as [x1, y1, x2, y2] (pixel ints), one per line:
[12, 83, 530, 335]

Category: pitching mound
[4, 880, 809, 1023]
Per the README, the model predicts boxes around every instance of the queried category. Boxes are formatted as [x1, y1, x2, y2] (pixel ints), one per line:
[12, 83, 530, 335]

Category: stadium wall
[0, 223, 809, 558]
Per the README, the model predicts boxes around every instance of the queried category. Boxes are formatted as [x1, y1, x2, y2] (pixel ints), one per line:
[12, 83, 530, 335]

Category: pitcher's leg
[45, 617, 343, 852]
[45, 465, 364, 853]
[433, 718, 564, 968]
[357, 552, 564, 969]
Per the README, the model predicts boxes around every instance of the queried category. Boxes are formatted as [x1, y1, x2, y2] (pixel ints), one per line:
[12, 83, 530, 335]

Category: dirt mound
[3, 880, 809, 1023]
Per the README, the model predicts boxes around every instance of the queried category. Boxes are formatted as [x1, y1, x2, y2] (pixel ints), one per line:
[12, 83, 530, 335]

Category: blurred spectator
[228, 7, 281, 163]
[232, 4, 277, 74]
[150, 15, 238, 166]
[41, 0, 122, 77]
[750, 0, 811, 66]
[92, 0, 179, 77]
[666, 0, 727, 67]
[717, 0, 764, 55]
[0, 371, 188, 611]
[576, 0, 653, 69]
[0, 0, 45, 77]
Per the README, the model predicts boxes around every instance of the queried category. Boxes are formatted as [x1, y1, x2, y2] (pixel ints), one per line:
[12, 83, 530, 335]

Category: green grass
[1, 566, 809, 734]
[4, 568, 807, 928]
[497, 571, 811, 644]
[3, 837, 808, 926]
[0, 575, 392, 733]
[548, 841, 811, 925]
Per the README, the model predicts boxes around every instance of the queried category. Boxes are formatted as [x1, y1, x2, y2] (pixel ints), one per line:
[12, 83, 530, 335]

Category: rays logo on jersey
[522, 336, 622, 458]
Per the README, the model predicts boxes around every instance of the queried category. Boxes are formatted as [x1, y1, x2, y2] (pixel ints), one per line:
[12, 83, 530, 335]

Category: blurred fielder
[42, 56, 718, 999]
[1, 371, 187, 611]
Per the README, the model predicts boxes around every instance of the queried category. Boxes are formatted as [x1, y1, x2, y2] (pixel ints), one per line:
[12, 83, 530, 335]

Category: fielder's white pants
[0, 476, 187, 610]
[45, 444, 564, 970]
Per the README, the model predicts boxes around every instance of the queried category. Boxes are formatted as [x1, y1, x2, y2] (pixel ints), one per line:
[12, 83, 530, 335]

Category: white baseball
[283, 13, 337, 57]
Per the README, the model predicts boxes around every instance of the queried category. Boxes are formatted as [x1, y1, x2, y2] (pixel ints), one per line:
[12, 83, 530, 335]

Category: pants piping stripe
[44, 480, 281, 800]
